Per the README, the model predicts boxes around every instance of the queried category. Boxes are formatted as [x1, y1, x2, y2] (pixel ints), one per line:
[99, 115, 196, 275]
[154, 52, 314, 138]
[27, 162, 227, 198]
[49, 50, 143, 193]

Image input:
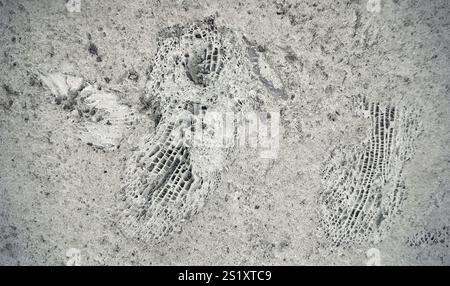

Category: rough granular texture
[319, 96, 422, 249]
[407, 226, 450, 248]
[118, 17, 279, 243]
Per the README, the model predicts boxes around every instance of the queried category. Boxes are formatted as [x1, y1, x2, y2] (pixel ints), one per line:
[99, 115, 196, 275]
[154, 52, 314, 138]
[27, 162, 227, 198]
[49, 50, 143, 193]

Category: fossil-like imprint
[407, 225, 450, 248]
[117, 17, 281, 243]
[319, 95, 422, 249]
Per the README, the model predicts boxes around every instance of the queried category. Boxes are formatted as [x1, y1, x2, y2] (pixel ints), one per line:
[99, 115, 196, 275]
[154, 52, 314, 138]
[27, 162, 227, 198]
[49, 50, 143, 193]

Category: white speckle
[366, 0, 381, 13]
[365, 247, 381, 266]
[66, 248, 82, 266]
[66, 0, 81, 13]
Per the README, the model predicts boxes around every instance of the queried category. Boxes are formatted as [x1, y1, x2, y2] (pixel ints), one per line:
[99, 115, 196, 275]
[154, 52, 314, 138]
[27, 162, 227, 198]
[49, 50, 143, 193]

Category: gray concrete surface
[0, 0, 449, 265]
